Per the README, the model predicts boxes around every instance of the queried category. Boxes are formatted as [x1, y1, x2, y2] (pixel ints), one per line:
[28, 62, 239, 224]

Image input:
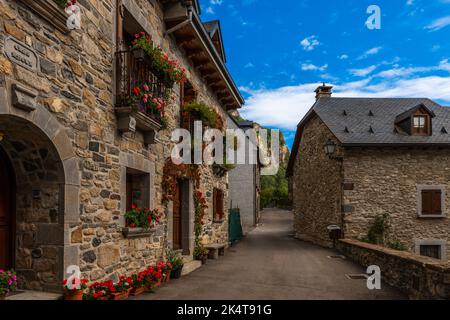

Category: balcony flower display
[132, 32, 186, 86]
[130, 83, 168, 125]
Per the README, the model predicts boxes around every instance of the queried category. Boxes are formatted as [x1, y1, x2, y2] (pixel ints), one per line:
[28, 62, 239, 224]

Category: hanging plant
[132, 32, 186, 86]
[184, 101, 217, 128]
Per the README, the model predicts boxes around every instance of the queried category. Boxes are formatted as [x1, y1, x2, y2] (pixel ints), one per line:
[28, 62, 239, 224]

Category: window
[213, 188, 224, 222]
[125, 168, 150, 212]
[415, 240, 447, 260]
[412, 115, 429, 135]
[420, 189, 443, 216]
[420, 245, 441, 259]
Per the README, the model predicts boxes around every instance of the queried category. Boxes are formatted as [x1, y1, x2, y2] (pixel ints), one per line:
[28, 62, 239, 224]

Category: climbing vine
[162, 159, 208, 258]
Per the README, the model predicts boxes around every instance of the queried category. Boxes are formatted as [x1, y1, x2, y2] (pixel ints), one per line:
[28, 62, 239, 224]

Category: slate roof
[314, 97, 450, 145]
[286, 97, 450, 176]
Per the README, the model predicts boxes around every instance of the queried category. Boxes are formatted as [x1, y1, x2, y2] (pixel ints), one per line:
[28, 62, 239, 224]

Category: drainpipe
[165, 9, 193, 36]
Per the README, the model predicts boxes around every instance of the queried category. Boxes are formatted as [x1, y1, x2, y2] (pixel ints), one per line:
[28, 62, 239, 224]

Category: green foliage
[185, 101, 217, 127]
[387, 239, 407, 251]
[165, 249, 184, 270]
[260, 162, 290, 209]
[53, 0, 67, 8]
[367, 213, 389, 245]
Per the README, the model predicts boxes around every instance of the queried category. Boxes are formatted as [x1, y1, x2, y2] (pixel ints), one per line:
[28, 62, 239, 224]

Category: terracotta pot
[130, 286, 145, 296]
[110, 289, 131, 300]
[201, 255, 207, 265]
[164, 272, 171, 283]
[64, 290, 84, 301]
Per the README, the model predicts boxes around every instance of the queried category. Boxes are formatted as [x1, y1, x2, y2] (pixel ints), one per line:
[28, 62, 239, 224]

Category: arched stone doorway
[0, 111, 79, 292]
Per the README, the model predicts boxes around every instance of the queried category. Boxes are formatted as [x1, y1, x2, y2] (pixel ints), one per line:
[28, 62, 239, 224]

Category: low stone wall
[337, 239, 450, 299]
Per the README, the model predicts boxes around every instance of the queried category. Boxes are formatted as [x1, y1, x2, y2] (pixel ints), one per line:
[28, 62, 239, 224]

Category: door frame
[0, 146, 16, 269]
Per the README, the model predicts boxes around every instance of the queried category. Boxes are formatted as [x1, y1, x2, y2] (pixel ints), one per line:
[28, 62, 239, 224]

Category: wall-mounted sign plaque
[5, 37, 38, 71]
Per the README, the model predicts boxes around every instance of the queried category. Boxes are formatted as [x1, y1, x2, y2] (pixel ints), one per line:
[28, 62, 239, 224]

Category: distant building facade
[287, 84, 450, 261]
[227, 116, 261, 233]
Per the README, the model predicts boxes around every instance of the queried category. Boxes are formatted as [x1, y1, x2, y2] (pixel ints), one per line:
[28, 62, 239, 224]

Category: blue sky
[200, 0, 450, 148]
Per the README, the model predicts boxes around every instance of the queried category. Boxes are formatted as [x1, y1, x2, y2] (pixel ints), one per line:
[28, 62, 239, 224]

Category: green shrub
[185, 101, 217, 128]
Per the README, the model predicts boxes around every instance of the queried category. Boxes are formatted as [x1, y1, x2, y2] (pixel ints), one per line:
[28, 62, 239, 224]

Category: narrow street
[134, 209, 405, 300]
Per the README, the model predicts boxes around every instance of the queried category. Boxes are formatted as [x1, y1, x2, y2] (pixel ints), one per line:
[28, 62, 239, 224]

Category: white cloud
[338, 54, 349, 60]
[240, 63, 450, 130]
[301, 63, 328, 72]
[244, 62, 255, 68]
[348, 65, 377, 77]
[210, 0, 223, 5]
[357, 46, 382, 60]
[300, 36, 320, 51]
[407, 0, 414, 5]
[425, 15, 450, 31]
[205, 6, 215, 14]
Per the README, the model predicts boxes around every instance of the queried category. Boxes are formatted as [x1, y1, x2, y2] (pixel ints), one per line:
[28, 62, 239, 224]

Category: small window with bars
[419, 245, 442, 260]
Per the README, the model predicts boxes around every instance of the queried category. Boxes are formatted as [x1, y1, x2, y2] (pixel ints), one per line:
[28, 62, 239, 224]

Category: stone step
[181, 259, 202, 276]
[6, 290, 62, 300]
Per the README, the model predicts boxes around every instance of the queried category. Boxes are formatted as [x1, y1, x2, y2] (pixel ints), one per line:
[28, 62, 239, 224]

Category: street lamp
[324, 139, 336, 156]
[324, 139, 342, 160]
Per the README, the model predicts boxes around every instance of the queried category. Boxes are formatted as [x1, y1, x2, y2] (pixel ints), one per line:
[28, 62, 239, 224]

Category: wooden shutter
[213, 188, 218, 221]
[421, 190, 432, 215]
[432, 190, 442, 215]
[422, 189, 442, 215]
[217, 190, 224, 220]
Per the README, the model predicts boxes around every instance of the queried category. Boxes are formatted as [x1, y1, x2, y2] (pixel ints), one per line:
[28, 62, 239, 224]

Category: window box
[19, 0, 68, 34]
[122, 227, 155, 239]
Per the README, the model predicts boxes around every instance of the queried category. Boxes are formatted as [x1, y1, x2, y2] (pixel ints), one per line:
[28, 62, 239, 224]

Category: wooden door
[172, 181, 182, 250]
[0, 149, 13, 270]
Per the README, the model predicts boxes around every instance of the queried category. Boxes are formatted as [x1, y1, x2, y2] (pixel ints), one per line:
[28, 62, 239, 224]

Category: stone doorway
[0, 146, 15, 270]
[168, 179, 194, 256]
[0, 113, 78, 292]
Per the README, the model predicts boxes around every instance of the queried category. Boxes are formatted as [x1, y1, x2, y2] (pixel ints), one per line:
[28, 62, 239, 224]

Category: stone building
[0, 0, 243, 292]
[227, 116, 261, 233]
[287, 84, 450, 261]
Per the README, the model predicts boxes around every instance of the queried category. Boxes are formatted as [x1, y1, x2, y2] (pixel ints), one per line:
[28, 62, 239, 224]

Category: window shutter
[421, 190, 432, 215]
[432, 190, 442, 215]
[218, 190, 224, 220]
[213, 189, 218, 220]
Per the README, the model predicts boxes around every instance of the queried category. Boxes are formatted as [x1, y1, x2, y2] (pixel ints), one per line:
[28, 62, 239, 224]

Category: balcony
[115, 48, 169, 144]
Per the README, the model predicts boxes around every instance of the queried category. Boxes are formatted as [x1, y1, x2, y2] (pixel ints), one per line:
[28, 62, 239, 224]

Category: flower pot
[110, 288, 131, 300]
[130, 286, 145, 297]
[164, 271, 171, 283]
[64, 290, 84, 301]
[170, 266, 183, 279]
[0, 293, 6, 300]
[201, 255, 208, 265]
[132, 48, 147, 61]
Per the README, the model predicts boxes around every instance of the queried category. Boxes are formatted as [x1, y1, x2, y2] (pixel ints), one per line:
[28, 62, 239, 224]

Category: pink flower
[143, 84, 149, 91]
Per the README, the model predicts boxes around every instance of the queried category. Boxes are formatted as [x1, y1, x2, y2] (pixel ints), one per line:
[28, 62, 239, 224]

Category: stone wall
[292, 114, 343, 247]
[343, 148, 450, 260]
[0, 0, 230, 290]
[337, 239, 450, 299]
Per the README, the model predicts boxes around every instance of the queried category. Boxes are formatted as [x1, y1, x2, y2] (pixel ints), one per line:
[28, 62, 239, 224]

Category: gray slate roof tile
[314, 97, 450, 145]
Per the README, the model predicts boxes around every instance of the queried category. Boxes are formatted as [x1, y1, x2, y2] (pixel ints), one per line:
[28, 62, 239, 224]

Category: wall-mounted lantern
[324, 139, 343, 161]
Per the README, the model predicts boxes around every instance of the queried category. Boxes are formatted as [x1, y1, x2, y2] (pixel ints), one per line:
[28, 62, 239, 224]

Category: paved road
[135, 209, 405, 300]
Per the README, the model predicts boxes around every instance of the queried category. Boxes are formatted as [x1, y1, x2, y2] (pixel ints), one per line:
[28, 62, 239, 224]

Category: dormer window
[412, 115, 429, 135]
[394, 103, 435, 137]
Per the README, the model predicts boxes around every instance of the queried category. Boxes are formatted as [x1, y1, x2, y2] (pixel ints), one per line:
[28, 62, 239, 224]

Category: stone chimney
[315, 83, 333, 100]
